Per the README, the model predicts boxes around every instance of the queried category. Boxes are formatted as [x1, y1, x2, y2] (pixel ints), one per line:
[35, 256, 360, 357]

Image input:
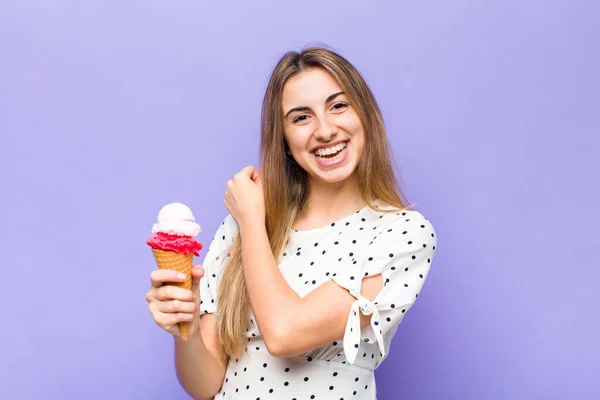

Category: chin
[311, 165, 357, 185]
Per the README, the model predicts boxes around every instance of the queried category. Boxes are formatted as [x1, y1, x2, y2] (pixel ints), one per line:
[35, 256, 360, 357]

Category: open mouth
[313, 141, 348, 160]
[311, 141, 349, 166]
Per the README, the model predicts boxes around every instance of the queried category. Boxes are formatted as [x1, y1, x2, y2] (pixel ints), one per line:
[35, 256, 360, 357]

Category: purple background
[1, 1, 598, 399]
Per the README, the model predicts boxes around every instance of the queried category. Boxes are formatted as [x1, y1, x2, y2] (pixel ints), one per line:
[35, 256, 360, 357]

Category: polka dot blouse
[200, 203, 438, 399]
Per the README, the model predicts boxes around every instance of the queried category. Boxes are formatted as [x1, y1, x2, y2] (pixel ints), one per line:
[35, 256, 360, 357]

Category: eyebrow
[284, 91, 345, 119]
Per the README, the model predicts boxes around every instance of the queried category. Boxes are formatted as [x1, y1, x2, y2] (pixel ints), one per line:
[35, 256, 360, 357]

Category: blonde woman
[146, 46, 438, 399]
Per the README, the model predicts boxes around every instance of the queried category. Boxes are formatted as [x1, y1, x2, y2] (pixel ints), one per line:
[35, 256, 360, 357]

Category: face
[281, 68, 365, 185]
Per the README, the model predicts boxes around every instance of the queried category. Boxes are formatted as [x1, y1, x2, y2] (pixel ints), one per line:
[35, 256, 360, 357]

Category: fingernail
[177, 273, 186, 280]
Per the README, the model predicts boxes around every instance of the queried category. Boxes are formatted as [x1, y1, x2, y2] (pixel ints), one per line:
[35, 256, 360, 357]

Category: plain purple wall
[1, 1, 598, 399]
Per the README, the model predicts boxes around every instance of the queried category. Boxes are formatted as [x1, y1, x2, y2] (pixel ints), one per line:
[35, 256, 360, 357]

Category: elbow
[263, 324, 294, 358]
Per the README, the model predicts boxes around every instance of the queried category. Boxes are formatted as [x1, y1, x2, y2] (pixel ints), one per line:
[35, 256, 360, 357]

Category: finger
[191, 265, 205, 300]
[155, 311, 195, 328]
[155, 285, 195, 302]
[191, 265, 205, 286]
[150, 269, 186, 288]
[156, 299, 197, 314]
[237, 165, 257, 180]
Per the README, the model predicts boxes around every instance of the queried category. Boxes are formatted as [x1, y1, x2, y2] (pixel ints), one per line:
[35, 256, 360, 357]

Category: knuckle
[145, 292, 152, 302]
[155, 315, 166, 326]
[178, 312, 189, 321]
[150, 270, 160, 281]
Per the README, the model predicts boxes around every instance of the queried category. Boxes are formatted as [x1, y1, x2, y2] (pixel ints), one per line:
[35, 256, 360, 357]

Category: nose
[314, 115, 337, 141]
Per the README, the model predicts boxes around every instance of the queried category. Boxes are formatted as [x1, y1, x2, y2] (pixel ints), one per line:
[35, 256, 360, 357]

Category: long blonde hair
[217, 46, 414, 358]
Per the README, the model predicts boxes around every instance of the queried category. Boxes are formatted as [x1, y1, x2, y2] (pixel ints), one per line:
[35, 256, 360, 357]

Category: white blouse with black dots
[200, 203, 438, 399]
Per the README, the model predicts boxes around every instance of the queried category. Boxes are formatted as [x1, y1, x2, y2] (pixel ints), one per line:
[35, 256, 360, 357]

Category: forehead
[281, 68, 343, 109]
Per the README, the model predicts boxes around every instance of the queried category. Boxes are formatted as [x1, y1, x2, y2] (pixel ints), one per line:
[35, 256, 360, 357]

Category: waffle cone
[151, 248, 193, 340]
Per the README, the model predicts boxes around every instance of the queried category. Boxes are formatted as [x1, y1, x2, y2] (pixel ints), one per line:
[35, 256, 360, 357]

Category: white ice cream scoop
[151, 202, 201, 237]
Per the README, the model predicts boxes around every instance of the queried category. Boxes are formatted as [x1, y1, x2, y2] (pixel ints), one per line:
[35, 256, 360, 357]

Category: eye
[332, 102, 348, 111]
[292, 114, 309, 123]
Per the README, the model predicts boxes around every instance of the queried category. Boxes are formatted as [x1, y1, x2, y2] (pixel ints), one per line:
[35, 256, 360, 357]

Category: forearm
[174, 335, 226, 400]
[239, 221, 302, 352]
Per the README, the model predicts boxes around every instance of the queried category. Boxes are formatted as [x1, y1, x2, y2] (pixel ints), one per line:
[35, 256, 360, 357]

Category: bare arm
[147, 267, 229, 400]
[174, 314, 229, 400]
[239, 221, 382, 357]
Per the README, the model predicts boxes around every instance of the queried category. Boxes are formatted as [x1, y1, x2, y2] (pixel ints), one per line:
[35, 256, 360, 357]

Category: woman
[146, 46, 438, 399]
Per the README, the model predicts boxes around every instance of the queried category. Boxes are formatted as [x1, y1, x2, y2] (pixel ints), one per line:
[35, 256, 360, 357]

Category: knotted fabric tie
[343, 295, 386, 364]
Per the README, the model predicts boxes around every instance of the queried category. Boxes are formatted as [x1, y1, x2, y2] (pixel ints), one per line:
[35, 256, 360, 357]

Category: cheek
[285, 128, 311, 152]
[340, 111, 363, 133]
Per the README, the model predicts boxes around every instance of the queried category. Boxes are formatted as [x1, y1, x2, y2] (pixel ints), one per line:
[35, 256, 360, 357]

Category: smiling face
[281, 68, 365, 185]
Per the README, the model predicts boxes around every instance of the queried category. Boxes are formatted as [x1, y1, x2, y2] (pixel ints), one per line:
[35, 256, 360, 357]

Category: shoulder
[366, 203, 435, 231]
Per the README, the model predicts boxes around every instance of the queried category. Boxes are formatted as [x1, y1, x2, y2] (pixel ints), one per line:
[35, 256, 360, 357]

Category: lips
[312, 141, 349, 167]
[311, 140, 348, 154]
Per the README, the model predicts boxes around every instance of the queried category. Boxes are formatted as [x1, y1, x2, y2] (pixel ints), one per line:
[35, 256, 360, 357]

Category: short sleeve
[332, 211, 438, 364]
[199, 214, 239, 316]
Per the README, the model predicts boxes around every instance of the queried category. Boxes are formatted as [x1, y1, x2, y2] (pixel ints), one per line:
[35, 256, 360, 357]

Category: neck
[294, 173, 365, 229]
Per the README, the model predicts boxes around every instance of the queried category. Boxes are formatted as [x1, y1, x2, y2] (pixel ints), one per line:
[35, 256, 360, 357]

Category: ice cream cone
[151, 248, 194, 339]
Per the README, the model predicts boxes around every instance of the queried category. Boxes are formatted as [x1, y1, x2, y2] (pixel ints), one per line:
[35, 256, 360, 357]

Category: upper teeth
[315, 142, 347, 156]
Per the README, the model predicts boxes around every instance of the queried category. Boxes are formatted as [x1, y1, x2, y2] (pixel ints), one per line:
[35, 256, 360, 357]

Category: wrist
[238, 216, 265, 235]
[174, 332, 204, 346]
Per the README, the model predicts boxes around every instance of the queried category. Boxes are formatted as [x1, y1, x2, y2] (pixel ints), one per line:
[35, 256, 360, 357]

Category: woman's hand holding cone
[146, 265, 205, 338]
